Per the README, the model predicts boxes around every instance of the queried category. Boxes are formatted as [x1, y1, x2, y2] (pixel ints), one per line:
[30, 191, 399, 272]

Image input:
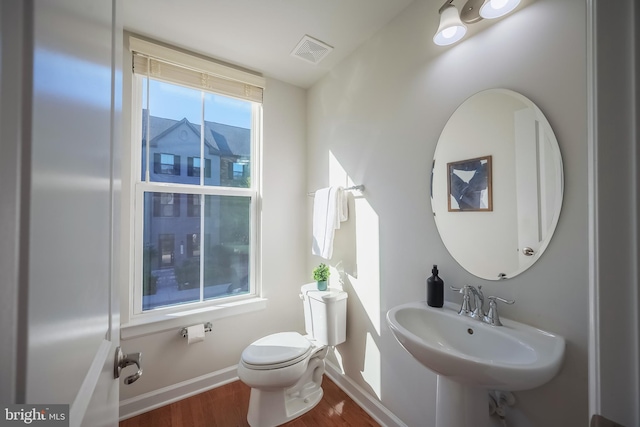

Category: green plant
[312, 263, 330, 282]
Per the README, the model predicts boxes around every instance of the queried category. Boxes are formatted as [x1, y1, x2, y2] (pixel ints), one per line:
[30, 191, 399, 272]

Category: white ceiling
[122, 0, 416, 88]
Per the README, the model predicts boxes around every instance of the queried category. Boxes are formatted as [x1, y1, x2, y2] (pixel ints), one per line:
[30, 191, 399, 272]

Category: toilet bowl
[238, 332, 328, 427]
[237, 284, 348, 427]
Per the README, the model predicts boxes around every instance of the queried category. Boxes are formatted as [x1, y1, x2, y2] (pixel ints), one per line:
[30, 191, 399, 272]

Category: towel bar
[307, 184, 364, 197]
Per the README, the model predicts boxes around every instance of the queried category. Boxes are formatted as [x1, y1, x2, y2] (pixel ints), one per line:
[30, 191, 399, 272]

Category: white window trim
[120, 36, 266, 339]
[121, 297, 268, 340]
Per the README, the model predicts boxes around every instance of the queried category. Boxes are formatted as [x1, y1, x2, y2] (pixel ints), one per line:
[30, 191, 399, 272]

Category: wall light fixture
[433, 0, 521, 46]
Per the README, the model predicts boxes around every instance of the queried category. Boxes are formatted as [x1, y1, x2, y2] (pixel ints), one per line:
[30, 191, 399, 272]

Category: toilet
[237, 283, 348, 427]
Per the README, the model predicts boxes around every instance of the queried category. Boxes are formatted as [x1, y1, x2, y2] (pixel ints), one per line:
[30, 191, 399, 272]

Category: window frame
[122, 36, 266, 335]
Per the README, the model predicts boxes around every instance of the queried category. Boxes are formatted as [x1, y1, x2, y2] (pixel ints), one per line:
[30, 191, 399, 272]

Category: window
[187, 194, 201, 217]
[129, 36, 264, 316]
[188, 157, 211, 178]
[231, 161, 248, 180]
[154, 153, 180, 175]
[152, 192, 180, 217]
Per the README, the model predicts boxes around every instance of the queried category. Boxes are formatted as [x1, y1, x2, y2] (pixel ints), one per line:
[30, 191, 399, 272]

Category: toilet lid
[242, 332, 311, 366]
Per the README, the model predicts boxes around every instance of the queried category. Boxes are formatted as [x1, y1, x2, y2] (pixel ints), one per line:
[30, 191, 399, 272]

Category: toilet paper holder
[180, 322, 213, 338]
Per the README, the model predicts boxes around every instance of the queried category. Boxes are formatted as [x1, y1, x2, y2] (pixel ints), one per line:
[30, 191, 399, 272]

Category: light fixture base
[460, 0, 485, 24]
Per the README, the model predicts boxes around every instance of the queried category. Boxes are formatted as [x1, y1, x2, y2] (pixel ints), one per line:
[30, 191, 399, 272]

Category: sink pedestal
[435, 376, 489, 427]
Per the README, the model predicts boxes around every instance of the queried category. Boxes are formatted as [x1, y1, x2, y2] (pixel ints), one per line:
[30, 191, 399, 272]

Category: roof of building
[141, 110, 250, 158]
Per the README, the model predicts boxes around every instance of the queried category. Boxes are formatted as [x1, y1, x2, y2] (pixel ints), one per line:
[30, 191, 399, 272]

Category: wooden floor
[119, 376, 380, 427]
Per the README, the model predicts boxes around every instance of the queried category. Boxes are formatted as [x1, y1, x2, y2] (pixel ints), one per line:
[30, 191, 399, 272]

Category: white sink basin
[386, 301, 565, 391]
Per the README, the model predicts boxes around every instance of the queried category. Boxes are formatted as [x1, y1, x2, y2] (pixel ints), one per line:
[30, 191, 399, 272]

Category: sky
[142, 78, 252, 129]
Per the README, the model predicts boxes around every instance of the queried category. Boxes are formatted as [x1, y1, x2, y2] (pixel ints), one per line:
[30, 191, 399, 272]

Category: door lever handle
[114, 346, 143, 385]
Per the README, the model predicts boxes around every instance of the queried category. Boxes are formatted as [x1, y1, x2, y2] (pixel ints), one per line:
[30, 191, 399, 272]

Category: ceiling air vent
[290, 35, 333, 65]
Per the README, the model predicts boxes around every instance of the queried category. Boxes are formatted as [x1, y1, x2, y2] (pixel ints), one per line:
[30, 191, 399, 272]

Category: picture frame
[447, 155, 493, 212]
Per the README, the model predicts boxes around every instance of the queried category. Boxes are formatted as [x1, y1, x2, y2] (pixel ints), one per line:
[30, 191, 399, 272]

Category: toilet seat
[241, 332, 312, 370]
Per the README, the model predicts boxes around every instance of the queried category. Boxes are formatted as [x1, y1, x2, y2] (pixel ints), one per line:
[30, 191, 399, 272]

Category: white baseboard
[118, 365, 239, 421]
[324, 361, 407, 427]
[119, 361, 406, 427]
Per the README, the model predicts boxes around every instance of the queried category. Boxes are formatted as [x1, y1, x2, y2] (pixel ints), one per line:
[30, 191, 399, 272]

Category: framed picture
[447, 155, 493, 212]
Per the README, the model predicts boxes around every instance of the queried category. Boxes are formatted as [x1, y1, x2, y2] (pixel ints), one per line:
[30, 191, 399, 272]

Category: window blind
[130, 36, 265, 104]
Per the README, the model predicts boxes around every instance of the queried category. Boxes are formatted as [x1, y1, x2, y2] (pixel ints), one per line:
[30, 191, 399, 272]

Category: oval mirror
[431, 89, 563, 280]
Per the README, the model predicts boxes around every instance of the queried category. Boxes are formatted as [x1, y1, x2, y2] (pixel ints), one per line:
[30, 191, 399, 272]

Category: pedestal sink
[386, 301, 565, 427]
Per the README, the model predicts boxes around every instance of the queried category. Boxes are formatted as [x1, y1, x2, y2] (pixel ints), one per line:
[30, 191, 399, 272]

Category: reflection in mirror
[447, 155, 493, 212]
[432, 89, 563, 280]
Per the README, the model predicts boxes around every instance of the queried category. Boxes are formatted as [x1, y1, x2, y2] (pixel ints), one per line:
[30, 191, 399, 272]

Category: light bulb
[442, 27, 458, 39]
[490, 0, 509, 10]
[480, 0, 521, 19]
[433, 5, 467, 46]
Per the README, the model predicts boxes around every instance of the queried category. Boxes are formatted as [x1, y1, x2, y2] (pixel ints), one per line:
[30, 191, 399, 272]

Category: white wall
[118, 73, 309, 400]
[307, 0, 588, 426]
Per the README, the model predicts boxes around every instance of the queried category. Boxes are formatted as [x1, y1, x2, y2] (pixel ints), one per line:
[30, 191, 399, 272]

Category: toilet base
[247, 384, 323, 427]
[246, 357, 325, 427]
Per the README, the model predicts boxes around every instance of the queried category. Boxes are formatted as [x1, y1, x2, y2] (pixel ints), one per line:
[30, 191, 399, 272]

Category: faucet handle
[488, 296, 514, 305]
[450, 285, 474, 315]
[484, 296, 515, 326]
[450, 285, 474, 294]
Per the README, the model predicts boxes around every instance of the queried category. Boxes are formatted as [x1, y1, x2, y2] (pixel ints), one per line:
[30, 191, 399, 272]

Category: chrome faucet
[450, 285, 514, 326]
[469, 285, 485, 320]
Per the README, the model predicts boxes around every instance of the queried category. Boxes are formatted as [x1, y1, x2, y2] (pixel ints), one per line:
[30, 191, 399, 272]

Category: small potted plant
[312, 263, 330, 291]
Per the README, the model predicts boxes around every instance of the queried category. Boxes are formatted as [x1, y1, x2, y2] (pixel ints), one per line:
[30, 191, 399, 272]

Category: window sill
[120, 297, 267, 340]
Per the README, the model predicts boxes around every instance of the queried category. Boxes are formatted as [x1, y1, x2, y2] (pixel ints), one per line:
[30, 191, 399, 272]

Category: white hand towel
[337, 187, 348, 226]
[312, 186, 348, 259]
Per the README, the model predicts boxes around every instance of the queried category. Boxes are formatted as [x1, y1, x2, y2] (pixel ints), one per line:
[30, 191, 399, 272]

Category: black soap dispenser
[427, 265, 444, 307]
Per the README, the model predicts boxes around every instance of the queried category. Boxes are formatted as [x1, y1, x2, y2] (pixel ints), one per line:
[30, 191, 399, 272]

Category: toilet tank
[300, 283, 348, 346]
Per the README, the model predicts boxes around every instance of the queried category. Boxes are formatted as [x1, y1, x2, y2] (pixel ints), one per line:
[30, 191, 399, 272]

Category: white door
[0, 1, 129, 426]
[514, 108, 542, 267]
